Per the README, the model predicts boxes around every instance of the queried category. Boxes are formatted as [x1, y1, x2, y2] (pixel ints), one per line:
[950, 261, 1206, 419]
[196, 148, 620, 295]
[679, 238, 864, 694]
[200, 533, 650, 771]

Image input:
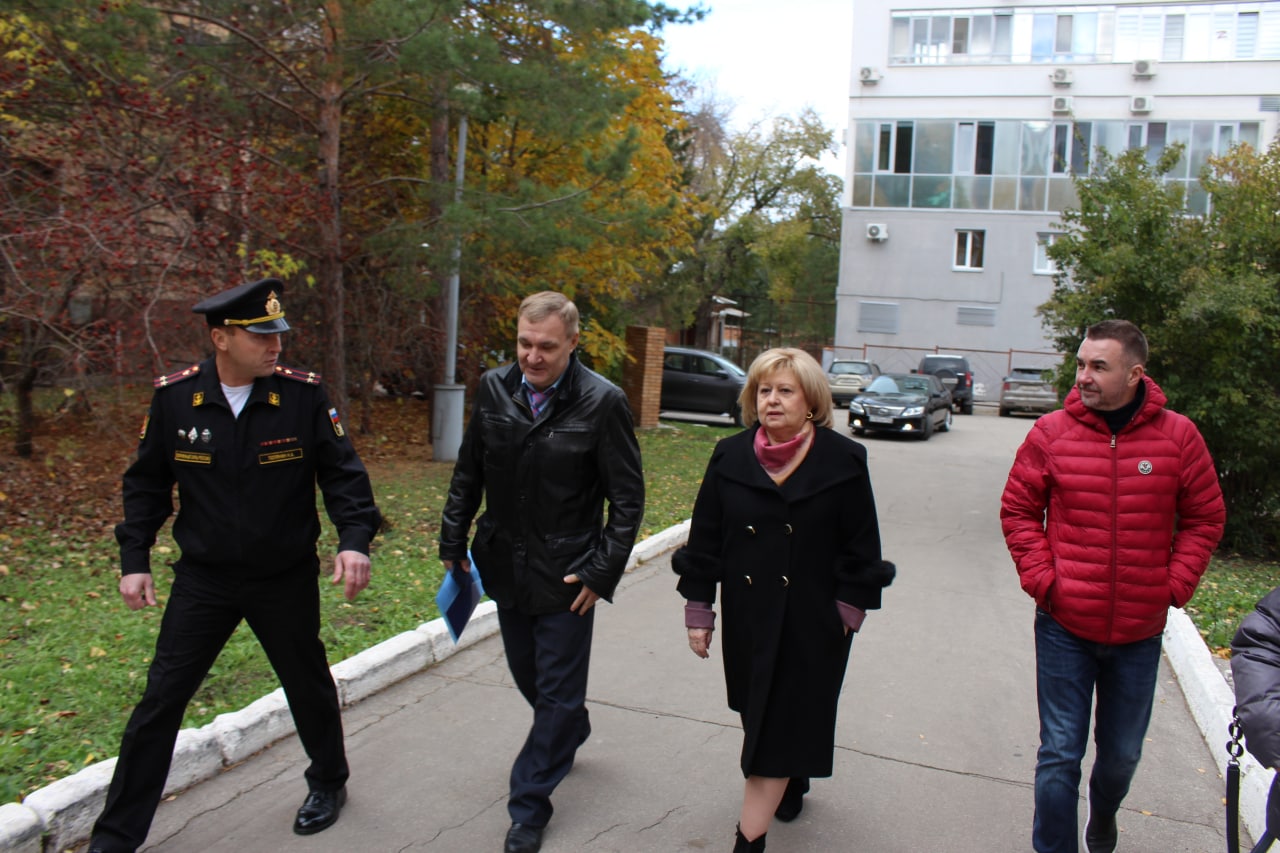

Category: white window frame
[1034, 233, 1061, 274]
[955, 230, 986, 271]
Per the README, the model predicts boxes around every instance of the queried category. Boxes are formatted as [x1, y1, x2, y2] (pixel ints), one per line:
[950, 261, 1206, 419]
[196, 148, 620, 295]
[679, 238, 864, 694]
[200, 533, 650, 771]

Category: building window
[878, 122, 914, 173]
[955, 121, 995, 175]
[955, 230, 985, 270]
[1034, 233, 1061, 274]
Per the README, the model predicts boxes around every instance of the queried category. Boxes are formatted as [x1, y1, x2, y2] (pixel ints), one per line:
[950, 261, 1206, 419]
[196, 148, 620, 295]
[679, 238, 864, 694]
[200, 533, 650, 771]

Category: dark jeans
[90, 568, 348, 853]
[498, 604, 595, 828]
[1033, 609, 1162, 853]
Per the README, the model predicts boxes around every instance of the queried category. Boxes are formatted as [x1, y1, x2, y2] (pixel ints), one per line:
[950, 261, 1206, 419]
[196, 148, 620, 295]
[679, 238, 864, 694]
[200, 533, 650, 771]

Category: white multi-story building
[835, 0, 1280, 389]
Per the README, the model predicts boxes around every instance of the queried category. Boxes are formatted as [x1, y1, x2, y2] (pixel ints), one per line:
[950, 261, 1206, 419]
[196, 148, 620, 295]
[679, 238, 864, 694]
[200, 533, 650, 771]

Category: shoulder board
[274, 365, 322, 385]
[154, 364, 201, 388]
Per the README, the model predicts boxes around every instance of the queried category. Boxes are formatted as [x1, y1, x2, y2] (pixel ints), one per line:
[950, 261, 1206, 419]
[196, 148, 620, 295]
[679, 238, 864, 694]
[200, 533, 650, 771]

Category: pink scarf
[754, 424, 813, 478]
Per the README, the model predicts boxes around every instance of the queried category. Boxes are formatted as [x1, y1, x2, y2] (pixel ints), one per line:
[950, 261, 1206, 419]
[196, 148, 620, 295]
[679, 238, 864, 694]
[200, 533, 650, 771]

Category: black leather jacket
[439, 355, 644, 614]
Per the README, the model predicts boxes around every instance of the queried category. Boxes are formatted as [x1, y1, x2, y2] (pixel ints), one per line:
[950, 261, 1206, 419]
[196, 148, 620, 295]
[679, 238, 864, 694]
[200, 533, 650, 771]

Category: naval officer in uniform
[88, 278, 382, 853]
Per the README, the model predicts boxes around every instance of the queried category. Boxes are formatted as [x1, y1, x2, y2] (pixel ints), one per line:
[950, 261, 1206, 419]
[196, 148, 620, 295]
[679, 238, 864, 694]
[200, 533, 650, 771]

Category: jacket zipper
[1107, 432, 1118, 641]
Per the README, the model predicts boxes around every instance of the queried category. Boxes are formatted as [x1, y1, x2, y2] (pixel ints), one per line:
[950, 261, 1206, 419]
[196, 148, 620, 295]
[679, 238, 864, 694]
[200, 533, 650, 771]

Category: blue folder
[435, 553, 486, 643]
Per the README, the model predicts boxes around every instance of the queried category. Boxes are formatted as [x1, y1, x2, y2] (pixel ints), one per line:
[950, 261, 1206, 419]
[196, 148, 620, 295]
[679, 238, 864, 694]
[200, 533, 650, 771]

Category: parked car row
[659, 347, 1060, 434]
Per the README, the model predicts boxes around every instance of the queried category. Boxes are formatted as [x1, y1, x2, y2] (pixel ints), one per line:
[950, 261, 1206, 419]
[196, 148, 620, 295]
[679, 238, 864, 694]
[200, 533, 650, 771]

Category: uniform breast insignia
[274, 365, 322, 385]
[268, 391, 281, 407]
[193, 391, 205, 407]
[154, 364, 201, 388]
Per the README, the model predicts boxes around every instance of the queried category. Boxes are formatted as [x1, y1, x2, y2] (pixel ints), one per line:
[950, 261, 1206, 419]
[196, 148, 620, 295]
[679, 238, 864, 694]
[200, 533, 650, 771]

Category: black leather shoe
[293, 786, 347, 835]
[504, 822, 544, 853]
[1083, 809, 1118, 853]
[774, 776, 809, 822]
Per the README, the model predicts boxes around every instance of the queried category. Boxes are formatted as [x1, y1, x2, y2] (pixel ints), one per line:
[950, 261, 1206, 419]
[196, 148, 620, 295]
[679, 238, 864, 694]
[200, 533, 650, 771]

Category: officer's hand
[332, 550, 371, 602]
[119, 573, 156, 611]
[564, 575, 600, 615]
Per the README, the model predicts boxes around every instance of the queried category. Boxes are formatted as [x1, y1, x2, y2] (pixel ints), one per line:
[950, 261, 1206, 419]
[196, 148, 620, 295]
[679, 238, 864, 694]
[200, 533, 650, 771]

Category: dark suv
[917, 354, 974, 414]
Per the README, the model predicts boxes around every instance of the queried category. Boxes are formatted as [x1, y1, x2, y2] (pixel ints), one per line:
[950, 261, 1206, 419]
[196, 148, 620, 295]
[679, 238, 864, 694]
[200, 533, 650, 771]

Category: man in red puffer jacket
[1002, 319, 1225, 853]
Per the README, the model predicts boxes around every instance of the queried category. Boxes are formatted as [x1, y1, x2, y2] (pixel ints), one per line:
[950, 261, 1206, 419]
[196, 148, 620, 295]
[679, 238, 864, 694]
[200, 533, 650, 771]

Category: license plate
[869, 415, 893, 424]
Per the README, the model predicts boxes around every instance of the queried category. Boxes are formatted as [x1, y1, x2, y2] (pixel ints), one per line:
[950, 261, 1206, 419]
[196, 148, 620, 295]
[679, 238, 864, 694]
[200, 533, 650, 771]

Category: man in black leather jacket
[439, 291, 644, 853]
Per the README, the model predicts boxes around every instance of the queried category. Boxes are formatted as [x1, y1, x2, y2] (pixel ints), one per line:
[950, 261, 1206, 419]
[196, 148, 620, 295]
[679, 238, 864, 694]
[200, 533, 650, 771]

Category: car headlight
[901, 405, 924, 417]
[848, 401, 864, 414]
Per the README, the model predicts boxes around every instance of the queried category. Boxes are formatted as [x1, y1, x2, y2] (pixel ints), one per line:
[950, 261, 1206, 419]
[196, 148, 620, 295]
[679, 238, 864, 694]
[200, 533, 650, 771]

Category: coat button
[784, 524, 793, 535]
[780, 576, 790, 587]
[744, 575, 752, 585]
[746, 525, 756, 535]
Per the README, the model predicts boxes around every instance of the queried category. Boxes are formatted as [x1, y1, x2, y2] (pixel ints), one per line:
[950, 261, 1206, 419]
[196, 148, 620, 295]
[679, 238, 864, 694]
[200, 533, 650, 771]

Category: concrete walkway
[3, 413, 1265, 852]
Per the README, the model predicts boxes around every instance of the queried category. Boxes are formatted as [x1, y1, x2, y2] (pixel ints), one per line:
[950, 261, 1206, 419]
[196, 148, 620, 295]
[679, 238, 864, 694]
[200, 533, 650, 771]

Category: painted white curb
[1165, 606, 1271, 841]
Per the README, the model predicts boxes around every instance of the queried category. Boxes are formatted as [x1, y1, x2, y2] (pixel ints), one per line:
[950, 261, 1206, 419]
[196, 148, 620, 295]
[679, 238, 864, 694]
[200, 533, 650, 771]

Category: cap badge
[265, 291, 282, 316]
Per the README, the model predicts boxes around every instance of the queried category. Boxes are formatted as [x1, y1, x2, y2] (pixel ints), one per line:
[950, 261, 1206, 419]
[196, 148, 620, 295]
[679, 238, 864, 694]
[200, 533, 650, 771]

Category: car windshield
[866, 375, 928, 394]
[923, 358, 966, 371]
[830, 362, 871, 376]
[1010, 368, 1048, 380]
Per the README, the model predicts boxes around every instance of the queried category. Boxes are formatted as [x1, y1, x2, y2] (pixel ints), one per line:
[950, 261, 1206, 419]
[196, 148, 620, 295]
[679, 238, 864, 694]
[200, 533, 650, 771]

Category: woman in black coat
[674, 348, 895, 852]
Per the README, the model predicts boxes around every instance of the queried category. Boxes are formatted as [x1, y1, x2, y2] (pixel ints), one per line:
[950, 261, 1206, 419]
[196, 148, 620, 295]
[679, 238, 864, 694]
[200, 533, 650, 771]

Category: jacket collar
[190, 355, 283, 411]
[717, 425, 864, 497]
[1063, 374, 1167, 434]
[501, 352, 582, 406]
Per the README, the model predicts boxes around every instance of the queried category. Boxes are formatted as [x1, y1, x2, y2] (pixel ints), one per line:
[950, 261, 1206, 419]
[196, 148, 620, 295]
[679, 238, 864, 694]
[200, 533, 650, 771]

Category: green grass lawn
[0, 419, 736, 803]
[0, 408, 1275, 805]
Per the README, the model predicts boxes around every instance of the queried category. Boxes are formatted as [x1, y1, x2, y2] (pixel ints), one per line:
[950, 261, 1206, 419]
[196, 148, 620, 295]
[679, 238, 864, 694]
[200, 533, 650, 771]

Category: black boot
[774, 776, 809, 822]
[733, 824, 767, 852]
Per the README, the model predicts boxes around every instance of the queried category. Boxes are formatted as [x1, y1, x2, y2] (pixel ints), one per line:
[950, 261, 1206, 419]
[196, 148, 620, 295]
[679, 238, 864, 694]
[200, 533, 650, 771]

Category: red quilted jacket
[1001, 376, 1225, 645]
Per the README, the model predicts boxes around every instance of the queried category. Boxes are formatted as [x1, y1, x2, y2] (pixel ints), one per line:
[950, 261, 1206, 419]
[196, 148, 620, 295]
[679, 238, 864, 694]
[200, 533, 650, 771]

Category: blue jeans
[1033, 609, 1163, 853]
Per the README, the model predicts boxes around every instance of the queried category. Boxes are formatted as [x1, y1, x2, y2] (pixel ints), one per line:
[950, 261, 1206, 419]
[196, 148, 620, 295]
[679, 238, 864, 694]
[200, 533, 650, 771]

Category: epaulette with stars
[274, 365, 322, 385]
[153, 364, 201, 388]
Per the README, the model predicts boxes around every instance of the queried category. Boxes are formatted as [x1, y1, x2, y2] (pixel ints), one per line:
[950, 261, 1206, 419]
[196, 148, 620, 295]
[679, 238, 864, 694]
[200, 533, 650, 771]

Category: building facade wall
[837, 0, 1280, 367]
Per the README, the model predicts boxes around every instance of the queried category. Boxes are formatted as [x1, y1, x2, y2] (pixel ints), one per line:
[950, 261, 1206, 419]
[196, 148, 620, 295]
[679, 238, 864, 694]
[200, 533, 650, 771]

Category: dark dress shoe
[504, 822, 545, 853]
[293, 786, 347, 835]
[774, 776, 809, 822]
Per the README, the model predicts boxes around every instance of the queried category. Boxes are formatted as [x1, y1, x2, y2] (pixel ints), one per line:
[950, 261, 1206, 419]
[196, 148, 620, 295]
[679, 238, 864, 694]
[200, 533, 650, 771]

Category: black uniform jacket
[115, 357, 382, 577]
[673, 426, 895, 776]
[439, 355, 645, 615]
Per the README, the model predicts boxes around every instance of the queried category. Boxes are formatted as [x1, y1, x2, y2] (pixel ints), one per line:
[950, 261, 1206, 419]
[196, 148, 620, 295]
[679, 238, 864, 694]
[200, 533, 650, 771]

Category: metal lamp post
[431, 108, 468, 462]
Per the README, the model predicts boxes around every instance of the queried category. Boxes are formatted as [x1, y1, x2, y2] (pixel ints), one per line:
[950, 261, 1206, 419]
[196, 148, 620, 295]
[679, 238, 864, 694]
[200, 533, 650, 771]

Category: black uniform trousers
[497, 604, 595, 828]
[90, 566, 348, 852]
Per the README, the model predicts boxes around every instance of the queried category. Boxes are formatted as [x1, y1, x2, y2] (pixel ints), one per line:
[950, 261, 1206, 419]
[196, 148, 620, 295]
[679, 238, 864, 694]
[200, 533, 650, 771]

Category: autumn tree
[648, 100, 842, 363]
[1042, 140, 1280, 555]
[0, 6, 313, 456]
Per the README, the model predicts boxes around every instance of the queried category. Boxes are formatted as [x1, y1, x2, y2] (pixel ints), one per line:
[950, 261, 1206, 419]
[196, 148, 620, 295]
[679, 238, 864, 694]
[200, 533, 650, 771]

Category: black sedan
[848, 373, 953, 440]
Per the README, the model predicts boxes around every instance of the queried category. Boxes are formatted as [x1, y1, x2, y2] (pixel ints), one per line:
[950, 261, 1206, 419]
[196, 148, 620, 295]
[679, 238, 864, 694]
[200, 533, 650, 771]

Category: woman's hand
[688, 627, 713, 659]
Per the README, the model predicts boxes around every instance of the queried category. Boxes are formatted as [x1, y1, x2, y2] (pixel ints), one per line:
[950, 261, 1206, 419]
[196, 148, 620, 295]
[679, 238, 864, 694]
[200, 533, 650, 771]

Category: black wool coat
[673, 425, 894, 778]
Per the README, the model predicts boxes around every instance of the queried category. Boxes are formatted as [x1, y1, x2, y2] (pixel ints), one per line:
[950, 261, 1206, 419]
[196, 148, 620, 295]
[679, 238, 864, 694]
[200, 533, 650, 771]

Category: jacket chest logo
[1138, 460, 1153, 475]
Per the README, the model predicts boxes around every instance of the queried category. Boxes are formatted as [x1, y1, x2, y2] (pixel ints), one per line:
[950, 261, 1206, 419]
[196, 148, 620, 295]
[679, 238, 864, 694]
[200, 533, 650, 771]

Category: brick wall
[622, 325, 664, 428]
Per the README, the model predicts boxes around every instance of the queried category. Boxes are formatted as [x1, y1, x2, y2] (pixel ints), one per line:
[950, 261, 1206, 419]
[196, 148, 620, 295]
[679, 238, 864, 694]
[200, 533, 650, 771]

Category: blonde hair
[519, 291, 579, 337]
[739, 348, 834, 429]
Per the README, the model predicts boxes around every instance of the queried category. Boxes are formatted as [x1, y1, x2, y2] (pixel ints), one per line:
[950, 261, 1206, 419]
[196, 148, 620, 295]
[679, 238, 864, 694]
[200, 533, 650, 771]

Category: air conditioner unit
[1131, 58, 1157, 78]
[859, 66, 882, 84]
[865, 223, 888, 241]
[1051, 95, 1073, 113]
[1130, 94, 1154, 113]
[1051, 67, 1074, 86]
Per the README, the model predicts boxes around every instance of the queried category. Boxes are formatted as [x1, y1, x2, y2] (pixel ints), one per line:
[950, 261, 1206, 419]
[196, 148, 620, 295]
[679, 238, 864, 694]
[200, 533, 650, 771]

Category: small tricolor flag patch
[329, 407, 346, 438]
